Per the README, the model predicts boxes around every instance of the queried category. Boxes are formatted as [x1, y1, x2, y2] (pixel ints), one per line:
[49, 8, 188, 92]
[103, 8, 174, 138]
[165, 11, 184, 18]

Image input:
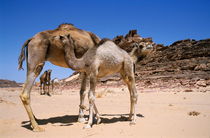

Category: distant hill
[0, 79, 21, 88]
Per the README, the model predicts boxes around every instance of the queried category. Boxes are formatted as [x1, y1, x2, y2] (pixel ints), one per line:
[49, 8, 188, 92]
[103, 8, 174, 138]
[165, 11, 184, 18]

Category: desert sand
[0, 86, 210, 138]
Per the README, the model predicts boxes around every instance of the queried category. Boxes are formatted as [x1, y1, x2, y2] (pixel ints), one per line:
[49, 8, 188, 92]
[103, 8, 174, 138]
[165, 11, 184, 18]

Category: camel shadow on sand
[100, 113, 144, 124]
[21, 115, 78, 130]
[21, 113, 144, 130]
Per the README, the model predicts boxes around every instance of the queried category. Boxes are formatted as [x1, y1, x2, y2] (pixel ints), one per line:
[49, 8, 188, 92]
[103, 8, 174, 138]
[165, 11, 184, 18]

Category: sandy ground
[0, 87, 210, 138]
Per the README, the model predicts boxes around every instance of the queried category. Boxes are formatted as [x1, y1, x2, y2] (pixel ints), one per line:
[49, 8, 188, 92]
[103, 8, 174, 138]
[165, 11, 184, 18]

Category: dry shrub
[96, 91, 106, 98]
[184, 89, 193, 92]
[168, 104, 173, 106]
[96, 88, 115, 98]
[188, 111, 200, 116]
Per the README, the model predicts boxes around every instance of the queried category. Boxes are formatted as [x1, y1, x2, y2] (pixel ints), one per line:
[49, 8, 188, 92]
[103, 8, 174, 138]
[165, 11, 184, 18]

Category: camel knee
[131, 93, 138, 104]
[122, 74, 135, 84]
[34, 63, 45, 76]
[19, 93, 30, 105]
[80, 90, 86, 97]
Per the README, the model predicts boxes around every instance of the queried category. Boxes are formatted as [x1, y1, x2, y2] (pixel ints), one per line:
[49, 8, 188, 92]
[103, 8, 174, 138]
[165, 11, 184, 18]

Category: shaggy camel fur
[60, 35, 138, 128]
[18, 23, 100, 131]
[39, 69, 52, 96]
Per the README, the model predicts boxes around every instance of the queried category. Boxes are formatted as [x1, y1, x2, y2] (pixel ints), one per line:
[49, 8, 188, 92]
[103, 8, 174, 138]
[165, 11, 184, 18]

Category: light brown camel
[18, 23, 100, 131]
[59, 35, 138, 128]
[39, 69, 52, 96]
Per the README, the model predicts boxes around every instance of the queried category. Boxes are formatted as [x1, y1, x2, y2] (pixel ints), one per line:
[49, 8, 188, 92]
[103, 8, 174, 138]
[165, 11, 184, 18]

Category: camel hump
[57, 23, 76, 30]
[97, 38, 111, 46]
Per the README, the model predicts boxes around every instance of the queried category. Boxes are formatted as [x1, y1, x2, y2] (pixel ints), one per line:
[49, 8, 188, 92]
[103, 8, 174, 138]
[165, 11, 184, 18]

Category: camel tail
[88, 32, 101, 46]
[18, 38, 32, 70]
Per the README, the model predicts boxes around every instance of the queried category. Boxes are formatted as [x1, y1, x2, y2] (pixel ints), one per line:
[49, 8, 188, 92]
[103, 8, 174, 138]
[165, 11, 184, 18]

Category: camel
[51, 77, 60, 92]
[18, 23, 101, 131]
[39, 69, 52, 96]
[59, 34, 138, 128]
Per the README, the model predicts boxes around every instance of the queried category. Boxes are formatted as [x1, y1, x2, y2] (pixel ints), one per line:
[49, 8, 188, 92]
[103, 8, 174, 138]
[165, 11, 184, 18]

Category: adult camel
[18, 23, 100, 131]
[39, 69, 52, 96]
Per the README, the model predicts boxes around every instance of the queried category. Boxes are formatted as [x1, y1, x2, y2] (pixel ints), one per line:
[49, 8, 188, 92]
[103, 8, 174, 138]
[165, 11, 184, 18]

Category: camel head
[47, 69, 52, 73]
[58, 34, 75, 47]
[50, 34, 75, 49]
[113, 30, 154, 60]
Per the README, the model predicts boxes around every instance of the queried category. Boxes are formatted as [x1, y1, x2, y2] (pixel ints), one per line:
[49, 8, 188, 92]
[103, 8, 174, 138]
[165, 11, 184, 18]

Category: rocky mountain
[135, 38, 210, 89]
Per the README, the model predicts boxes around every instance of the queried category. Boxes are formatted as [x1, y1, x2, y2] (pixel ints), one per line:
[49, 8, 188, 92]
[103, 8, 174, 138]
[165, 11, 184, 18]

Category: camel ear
[67, 34, 71, 39]
[59, 35, 65, 40]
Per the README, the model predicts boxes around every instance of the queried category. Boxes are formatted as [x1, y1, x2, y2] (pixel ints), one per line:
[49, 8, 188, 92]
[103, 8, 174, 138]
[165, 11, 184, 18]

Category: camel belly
[46, 46, 69, 68]
[48, 58, 69, 68]
[97, 62, 123, 78]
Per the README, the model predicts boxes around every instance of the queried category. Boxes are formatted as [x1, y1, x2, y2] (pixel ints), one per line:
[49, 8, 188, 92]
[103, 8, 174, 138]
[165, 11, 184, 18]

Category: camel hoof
[78, 117, 87, 123]
[96, 118, 101, 124]
[129, 121, 136, 126]
[83, 124, 91, 129]
[127, 117, 132, 121]
[32, 126, 45, 132]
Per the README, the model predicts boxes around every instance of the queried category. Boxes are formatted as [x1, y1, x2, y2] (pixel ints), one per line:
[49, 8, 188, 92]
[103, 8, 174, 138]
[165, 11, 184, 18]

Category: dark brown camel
[39, 69, 52, 96]
[18, 23, 100, 131]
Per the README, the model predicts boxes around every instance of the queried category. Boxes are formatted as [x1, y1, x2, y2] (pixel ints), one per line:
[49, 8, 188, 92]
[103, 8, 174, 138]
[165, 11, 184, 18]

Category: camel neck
[64, 41, 86, 71]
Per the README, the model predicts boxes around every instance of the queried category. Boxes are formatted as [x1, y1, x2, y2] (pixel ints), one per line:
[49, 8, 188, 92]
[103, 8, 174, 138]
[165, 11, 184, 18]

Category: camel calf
[60, 35, 138, 128]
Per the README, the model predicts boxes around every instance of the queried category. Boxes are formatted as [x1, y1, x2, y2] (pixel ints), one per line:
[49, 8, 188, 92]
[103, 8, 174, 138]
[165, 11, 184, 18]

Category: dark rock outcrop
[135, 38, 210, 88]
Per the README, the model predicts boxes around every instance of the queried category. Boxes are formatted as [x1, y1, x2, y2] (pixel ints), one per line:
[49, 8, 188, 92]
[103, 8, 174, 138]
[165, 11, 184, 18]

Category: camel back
[47, 23, 100, 46]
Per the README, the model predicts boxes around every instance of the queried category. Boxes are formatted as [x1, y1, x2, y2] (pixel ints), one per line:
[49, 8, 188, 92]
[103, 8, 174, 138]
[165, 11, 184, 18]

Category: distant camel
[18, 23, 100, 131]
[51, 77, 60, 92]
[39, 69, 52, 96]
[60, 35, 138, 128]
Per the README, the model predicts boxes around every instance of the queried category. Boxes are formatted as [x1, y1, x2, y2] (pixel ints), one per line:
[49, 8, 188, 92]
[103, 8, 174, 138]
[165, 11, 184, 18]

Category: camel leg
[41, 83, 45, 95]
[20, 62, 45, 131]
[43, 83, 46, 95]
[39, 82, 43, 95]
[127, 77, 138, 125]
[47, 82, 51, 96]
[121, 65, 138, 125]
[84, 74, 98, 128]
[78, 73, 87, 123]
[94, 103, 101, 124]
[51, 80, 54, 94]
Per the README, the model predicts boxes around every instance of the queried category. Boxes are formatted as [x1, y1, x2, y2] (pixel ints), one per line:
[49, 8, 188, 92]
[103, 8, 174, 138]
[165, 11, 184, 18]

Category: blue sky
[0, 0, 210, 83]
